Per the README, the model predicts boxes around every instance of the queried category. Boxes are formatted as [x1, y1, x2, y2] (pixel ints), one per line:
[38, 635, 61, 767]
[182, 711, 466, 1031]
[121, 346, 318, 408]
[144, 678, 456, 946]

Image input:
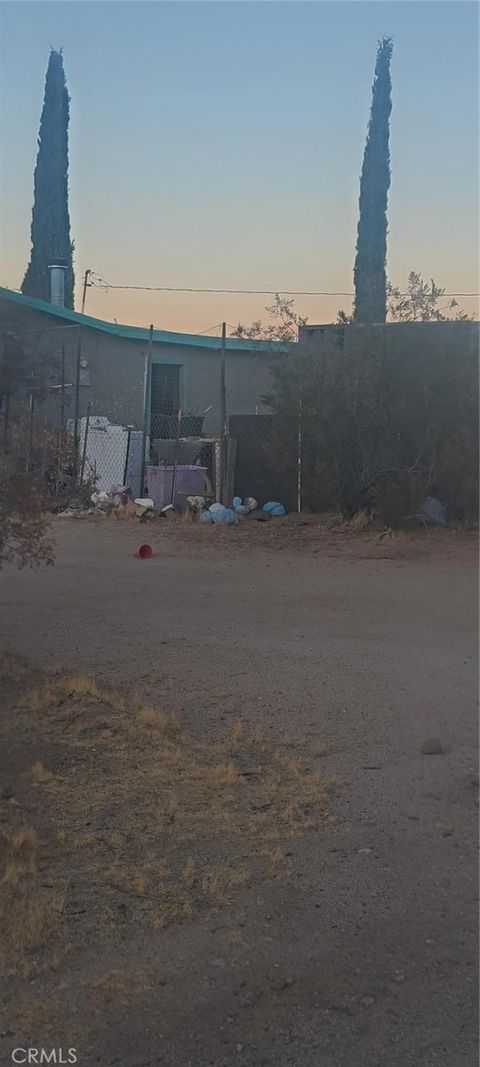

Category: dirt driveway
[0, 517, 478, 1066]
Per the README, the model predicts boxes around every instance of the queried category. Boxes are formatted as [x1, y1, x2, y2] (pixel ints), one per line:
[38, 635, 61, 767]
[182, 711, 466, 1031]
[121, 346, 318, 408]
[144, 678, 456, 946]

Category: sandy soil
[0, 516, 478, 1067]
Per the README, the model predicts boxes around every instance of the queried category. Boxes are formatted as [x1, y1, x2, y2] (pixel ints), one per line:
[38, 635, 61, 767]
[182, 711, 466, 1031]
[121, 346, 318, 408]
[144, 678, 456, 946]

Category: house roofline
[0, 287, 291, 353]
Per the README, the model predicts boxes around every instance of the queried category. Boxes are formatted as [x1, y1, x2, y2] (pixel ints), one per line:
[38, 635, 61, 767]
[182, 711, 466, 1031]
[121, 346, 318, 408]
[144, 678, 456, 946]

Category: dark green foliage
[266, 326, 478, 524]
[21, 50, 74, 308]
[353, 37, 393, 325]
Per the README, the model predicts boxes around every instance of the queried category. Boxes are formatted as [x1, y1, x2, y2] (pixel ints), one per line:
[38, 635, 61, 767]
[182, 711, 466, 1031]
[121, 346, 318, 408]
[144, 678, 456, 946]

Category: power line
[89, 273, 480, 299]
[197, 322, 223, 335]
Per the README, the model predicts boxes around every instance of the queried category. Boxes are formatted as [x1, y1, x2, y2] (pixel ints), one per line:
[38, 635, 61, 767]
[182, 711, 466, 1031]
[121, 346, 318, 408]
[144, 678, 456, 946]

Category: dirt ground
[0, 515, 478, 1067]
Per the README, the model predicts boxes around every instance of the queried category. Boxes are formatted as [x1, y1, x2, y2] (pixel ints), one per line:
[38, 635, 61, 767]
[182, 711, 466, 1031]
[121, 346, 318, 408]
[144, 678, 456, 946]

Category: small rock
[420, 738, 444, 756]
[394, 972, 406, 983]
[236, 1044, 244, 1053]
[442, 827, 454, 837]
[361, 995, 375, 1006]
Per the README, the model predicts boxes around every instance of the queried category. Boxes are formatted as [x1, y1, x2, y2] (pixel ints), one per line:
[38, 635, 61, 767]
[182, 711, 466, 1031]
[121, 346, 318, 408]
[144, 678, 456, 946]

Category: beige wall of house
[0, 296, 280, 435]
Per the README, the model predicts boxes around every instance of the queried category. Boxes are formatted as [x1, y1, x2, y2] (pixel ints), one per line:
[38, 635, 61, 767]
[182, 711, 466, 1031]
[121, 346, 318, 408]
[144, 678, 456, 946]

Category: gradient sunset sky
[0, 1, 478, 334]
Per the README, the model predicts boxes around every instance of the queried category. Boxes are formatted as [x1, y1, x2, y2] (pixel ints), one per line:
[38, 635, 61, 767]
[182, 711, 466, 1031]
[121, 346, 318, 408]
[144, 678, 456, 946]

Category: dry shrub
[350, 509, 371, 530]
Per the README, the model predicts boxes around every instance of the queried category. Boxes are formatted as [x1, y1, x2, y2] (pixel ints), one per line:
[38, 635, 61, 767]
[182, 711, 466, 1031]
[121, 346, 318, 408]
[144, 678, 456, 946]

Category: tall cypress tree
[353, 37, 393, 324]
[22, 49, 74, 308]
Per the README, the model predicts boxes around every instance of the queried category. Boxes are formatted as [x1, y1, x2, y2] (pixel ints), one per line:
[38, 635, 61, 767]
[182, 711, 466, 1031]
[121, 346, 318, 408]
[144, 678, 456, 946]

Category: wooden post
[81, 269, 91, 314]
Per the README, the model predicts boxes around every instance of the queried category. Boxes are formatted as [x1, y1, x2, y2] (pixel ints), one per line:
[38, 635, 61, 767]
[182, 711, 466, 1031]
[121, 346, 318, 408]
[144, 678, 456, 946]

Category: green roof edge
[0, 287, 291, 354]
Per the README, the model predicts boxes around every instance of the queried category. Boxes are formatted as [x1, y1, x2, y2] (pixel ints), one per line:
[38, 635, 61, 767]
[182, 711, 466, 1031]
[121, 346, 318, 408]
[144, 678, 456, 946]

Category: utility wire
[197, 323, 223, 335]
[89, 274, 479, 299]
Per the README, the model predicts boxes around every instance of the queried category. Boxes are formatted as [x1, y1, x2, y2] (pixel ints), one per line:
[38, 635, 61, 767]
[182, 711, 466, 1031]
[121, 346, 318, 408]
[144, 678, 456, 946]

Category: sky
[0, 0, 478, 333]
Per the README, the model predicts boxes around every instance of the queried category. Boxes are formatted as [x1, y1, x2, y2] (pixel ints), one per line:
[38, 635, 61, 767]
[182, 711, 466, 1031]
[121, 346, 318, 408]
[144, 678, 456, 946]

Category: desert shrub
[265, 329, 478, 524]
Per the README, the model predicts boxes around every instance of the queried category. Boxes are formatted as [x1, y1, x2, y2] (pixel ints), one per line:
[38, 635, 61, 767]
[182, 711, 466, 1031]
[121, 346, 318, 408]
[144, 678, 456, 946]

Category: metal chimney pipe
[48, 258, 68, 307]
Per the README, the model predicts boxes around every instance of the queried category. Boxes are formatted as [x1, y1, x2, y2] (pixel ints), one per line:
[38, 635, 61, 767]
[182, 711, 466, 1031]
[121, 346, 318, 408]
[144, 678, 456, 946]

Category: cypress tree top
[353, 37, 393, 325]
[22, 49, 75, 308]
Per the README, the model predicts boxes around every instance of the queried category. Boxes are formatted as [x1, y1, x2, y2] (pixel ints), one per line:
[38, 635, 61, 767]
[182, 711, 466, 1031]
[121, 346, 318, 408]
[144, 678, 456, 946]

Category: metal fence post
[26, 363, 35, 474]
[297, 396, 302, 514]
[219, 322, 227, 503]
[73, 327, 82, 482]
[170, 406, 182, 506]
[55, 341, 66, 497]
[0, 333, 7, 456]
[140, 325, 153, 498]
[80, 401, 91, 483]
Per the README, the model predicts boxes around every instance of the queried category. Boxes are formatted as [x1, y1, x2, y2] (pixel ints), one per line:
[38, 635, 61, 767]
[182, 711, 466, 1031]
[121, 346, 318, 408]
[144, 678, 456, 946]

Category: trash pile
[91, 486, 133, 509]
[58, 485, 174, 521]
[190, 495, 287, 526]
[58, 486, 287, 528]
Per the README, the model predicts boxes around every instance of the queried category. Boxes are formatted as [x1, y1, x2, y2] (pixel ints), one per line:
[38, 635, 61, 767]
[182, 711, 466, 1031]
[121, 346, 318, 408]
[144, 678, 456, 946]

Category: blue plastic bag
[262, 501, 286, 517]
[211, 507, 235, 525]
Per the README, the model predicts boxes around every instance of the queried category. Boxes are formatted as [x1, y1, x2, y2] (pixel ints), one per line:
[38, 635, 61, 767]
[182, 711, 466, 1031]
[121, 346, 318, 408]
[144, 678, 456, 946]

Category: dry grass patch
[26, 673, 128, 721]
[87, 968, 151, 1001]
[5, 998, 68, 1042]
[3, 661, 335, 976]
[201, 866, 249, 903]
[265, 848, 291, 876]
[137, 705, 178, 735]
[0, 885, 66, 968]
[1, 828, 38, 884]
[30, 760, 56, 785]
[154, 898, 193, 928]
